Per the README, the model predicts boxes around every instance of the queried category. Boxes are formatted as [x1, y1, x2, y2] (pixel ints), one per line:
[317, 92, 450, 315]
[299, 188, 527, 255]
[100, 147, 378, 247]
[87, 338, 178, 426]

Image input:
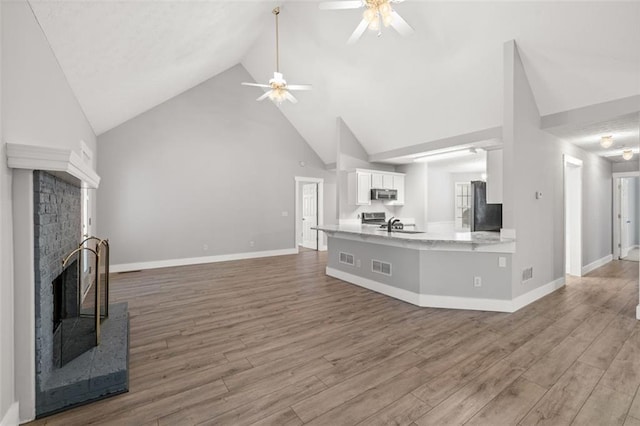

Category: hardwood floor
[30, 252, 640, 425]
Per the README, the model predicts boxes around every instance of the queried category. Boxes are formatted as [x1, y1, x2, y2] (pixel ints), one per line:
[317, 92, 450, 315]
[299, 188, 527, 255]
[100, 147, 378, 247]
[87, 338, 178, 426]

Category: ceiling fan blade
[389, 11, 414, 37]
[347, 19, 369, 45]
[319, 1, 363, 10]
[284, 91, 298, 104]
[242, 82, 271, 88]
[257, 91, 272, 101]
[287, 84, 313, 91]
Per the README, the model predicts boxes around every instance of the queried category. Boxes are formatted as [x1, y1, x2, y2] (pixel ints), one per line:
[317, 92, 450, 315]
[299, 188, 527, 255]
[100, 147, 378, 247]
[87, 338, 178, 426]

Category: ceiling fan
[319, 0, 414, 44]
[241, 7, 311, 105]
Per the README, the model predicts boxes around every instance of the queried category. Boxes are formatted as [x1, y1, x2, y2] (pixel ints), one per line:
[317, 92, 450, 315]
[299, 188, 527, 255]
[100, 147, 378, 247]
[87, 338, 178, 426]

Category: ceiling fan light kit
[319, 0, 414, 44]
[241, 6, 312, 105]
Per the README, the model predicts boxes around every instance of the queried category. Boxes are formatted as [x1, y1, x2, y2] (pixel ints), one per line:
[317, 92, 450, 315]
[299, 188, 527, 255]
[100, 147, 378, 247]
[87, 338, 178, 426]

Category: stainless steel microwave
[370, 188, 398, 201]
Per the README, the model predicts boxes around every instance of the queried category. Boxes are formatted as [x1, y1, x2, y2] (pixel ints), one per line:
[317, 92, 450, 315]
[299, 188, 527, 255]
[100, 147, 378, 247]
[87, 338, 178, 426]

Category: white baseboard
[637, 305, 640, 320]
[0, 403, 19, 426]
[512, 277, 566, 312]
[319, 244, 328, 252]
[582, 254, 613, 275]
[327, 267, 566, 313]
[111, 248, 299, 273]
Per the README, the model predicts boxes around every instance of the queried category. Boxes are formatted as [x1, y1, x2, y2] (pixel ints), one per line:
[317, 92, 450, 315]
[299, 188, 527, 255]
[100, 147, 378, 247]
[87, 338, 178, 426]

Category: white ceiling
[29, 1, 640, 164]
[29, 0, 277, 134]
[545, 113, 640, 163]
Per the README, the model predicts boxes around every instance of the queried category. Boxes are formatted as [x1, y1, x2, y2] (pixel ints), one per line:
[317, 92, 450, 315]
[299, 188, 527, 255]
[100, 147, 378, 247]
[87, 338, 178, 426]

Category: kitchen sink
[376, 229, 425, 234]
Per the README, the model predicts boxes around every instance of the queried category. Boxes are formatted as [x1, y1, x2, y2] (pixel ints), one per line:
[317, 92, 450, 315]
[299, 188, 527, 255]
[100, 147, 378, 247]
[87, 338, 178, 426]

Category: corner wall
[503, 41, 613, 299]
[336, 118, 396, 222]
[97, 64, 336, 267]
[2, 1, 98, 421]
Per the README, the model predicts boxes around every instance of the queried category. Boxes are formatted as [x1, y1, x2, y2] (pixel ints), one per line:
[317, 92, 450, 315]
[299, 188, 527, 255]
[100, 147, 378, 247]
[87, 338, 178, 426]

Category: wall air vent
[372, 260, 392, 276]
[339, 252, 355, 266]
[522, 267, 533, 282]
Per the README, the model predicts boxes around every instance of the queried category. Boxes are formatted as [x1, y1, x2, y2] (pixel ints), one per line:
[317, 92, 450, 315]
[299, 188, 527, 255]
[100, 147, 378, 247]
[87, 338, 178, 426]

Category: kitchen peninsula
[315, 224, 520, 313]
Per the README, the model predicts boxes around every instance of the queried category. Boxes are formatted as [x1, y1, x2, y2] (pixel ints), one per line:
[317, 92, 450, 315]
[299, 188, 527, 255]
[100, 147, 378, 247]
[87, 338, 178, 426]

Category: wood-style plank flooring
[30, 252, 640, 425]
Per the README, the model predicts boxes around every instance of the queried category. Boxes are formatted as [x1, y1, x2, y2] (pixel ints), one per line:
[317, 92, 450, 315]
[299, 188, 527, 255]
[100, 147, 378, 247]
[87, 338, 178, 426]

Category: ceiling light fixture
[241, 7, 312, 105]
[319, 0, 414, 44]
[600, 135, 613, 149]
[622, 149, 634, 161]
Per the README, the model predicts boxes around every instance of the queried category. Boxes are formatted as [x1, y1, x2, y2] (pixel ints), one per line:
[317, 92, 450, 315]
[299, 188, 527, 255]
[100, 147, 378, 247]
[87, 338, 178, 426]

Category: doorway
[295, 177, 324, 252]
[613, 173, 640, 261]
[564, 155, 583, 276]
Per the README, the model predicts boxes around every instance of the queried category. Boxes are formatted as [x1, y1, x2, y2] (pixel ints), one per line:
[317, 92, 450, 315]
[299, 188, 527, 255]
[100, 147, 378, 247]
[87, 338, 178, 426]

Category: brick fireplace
[7, 143, 129, 420]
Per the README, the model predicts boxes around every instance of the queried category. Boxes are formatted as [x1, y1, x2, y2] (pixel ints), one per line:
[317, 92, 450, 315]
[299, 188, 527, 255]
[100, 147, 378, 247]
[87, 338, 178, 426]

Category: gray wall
[1, 1, 98, 421]
[504, 41, 613, 298]
[613, 161, 640, 173]
[336, 118, 396, 221]
[97, 64, 336, 265]
[0, 0, 12, 421]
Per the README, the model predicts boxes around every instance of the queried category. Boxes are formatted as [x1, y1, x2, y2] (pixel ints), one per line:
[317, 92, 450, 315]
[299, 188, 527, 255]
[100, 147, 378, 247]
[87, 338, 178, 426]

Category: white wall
[396, 163, 428, 230]
[97, 64, 336, 266]
[503, 41, 613, 299]
[1, 1, 98, 421]
[613, 161, 640, 173]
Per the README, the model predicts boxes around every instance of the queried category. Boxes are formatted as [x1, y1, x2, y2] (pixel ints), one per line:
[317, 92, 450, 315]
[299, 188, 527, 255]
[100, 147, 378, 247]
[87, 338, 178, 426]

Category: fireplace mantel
[6, 142, 100, 188]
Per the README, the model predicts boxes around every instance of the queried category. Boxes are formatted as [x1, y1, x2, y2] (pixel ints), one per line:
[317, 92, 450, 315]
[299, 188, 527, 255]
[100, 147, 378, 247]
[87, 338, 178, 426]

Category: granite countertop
[314, 224, 515, 246]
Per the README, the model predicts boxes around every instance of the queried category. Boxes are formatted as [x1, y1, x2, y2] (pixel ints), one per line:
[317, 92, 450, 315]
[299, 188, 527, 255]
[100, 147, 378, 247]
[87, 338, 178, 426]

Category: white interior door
[621, 179, 631, 258]
[302, 183, 318, 250]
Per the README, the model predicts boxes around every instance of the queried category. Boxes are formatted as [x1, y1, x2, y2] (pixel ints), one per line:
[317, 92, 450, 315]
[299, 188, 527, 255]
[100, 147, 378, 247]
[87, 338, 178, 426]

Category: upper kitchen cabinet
[372, 173, 394, 189]
[348, 170, 372, 205]
[486, 149, 503, 204]
[348, 169, 405, 206]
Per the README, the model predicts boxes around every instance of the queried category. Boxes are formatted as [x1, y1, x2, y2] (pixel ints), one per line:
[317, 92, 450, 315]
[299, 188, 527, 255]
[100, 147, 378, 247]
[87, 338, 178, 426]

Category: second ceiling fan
[320, 0, 414, 44]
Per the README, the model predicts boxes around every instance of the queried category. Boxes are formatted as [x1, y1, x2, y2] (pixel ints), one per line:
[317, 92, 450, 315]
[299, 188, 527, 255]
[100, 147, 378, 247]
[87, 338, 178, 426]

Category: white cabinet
[348, 171, 372, 205]
[392, 175, 405, 205]
[348, 169, 405, 206]
[372, 173, 394, 189]
[486, 149, 503, 204]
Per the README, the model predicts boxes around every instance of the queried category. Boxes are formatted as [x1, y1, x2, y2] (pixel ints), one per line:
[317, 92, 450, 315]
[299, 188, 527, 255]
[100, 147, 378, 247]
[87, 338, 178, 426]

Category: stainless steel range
[361, 212, 404, 230]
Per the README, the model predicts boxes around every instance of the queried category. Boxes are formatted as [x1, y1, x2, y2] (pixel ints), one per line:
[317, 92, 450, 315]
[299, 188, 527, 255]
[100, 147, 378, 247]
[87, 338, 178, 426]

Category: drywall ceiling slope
[242, 2, 640, 164]
[28, 0, 276, 135]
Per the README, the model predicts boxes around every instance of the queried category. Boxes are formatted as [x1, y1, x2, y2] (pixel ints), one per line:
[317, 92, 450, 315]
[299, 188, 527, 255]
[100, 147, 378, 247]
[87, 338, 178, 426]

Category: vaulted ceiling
[30, 1, 640, 164]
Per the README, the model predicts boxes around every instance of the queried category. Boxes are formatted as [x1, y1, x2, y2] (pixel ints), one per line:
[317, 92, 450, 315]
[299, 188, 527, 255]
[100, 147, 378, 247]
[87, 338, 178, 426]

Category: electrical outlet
[249, 241, 255, 247]
[281, 211, 288, 217]
[203, 244, 208, 251]
[474, 276, 482, 287]
[356, 259, 361, 268]
[498, 257, 506, 268]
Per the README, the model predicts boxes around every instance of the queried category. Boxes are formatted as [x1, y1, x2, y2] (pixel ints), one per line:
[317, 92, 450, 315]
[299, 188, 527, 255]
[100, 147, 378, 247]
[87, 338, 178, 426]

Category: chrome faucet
[387, 217, 401, 232]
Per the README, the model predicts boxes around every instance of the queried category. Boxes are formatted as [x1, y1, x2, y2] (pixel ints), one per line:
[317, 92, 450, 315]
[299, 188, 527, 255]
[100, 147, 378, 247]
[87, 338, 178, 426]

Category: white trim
[612, 171, 640, 178]
[319, 244, 328, 252]
[564, 154, 583, 277]
[511, 277, 566, 312]
[327, 267, 421, 306]
[12, 170, 36, 423]
[6, 143, 100, 188]
[326, 267, 565, 313]
[111, 248, 299, 273]
[582, 254, 613, 275]
[0, 402, 20, 426]
[636, 305, 640, 320]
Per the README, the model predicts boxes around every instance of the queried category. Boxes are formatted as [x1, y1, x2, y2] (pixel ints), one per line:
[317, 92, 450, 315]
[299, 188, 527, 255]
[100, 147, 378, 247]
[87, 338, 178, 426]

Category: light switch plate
[498, 257, 507, 268]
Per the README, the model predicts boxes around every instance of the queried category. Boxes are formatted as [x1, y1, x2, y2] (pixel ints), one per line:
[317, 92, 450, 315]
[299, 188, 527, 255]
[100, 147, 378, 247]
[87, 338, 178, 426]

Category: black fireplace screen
[52, 258, 96, 367]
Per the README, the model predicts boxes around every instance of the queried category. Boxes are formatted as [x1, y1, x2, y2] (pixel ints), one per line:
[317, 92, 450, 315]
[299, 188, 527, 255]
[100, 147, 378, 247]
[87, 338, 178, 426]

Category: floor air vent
[522, 267, 533, 282]
[339, 252, 355, 266]
[372, 260, 392, 276]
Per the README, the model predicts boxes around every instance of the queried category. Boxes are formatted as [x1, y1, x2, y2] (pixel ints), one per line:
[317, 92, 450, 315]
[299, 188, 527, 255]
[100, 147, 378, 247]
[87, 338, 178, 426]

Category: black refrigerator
[470, 181, 502, 232]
